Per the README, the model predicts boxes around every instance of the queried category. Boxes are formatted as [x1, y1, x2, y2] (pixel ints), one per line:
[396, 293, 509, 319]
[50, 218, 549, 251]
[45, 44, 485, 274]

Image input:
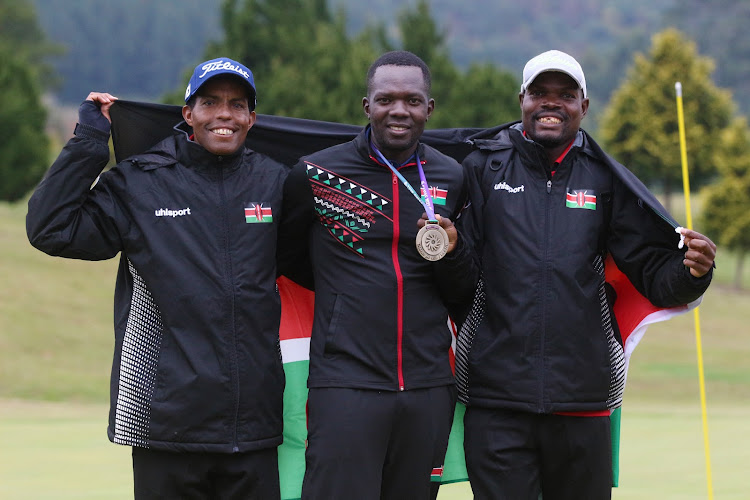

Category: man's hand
[86, 92, 118, 122]
[678, 228, 717, 278]
[78, 92, 118, 133]
[417, 213, 458, 254]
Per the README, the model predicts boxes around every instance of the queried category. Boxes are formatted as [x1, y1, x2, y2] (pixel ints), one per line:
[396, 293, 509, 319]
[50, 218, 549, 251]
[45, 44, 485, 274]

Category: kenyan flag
[245, 203, 273, 223]
[421, 186, 448, 205]
[430, 465, 445, 483]
[566, 190, 596, 210]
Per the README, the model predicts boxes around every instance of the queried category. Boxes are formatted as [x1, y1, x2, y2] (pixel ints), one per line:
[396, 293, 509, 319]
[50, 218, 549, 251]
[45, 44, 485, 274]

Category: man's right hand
[78, 92, 118, 133]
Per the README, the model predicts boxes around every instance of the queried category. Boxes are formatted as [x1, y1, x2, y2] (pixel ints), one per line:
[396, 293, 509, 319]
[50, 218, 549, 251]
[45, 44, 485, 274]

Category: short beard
[532, 134, 567, 149]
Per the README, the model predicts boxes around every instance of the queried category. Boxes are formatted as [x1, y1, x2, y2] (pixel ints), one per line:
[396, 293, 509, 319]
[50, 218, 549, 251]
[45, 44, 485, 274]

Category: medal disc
[416, 221, 449, 261]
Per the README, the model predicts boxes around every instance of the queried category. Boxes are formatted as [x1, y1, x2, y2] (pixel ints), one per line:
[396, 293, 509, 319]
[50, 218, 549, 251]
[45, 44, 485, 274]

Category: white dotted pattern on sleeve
[113, 259, 163, 448]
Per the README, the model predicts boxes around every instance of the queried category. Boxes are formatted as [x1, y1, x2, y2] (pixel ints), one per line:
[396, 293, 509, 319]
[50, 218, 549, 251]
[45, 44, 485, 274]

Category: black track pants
[301, 385, 456, 500]
[464, 407, 612, 500]
[132, 446, 280, 500]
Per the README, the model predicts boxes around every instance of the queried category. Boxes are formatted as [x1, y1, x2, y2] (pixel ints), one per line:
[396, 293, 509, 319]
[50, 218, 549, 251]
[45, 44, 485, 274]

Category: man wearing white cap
[27, 57, 289, 499]
[455, 50, 717, 499]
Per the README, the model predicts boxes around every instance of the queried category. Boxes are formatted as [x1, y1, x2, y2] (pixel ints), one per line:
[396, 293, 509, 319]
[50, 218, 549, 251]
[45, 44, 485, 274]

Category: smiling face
[363, 65, 434, 165]
[519, 71, 589, 158]
[182, 76, 256, 156]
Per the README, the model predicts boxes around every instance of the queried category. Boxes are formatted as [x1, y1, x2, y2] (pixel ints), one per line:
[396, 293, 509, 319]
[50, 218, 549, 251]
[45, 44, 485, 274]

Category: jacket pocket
[323, 293, 345, 355]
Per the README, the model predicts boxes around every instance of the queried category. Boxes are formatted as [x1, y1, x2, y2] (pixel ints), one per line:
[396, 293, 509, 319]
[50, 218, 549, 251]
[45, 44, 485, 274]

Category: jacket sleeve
[26, 124, 124, 260]
[432, 154, 484, 324]
[607, 176, 712, 307]
[455, 149, 489, 258]
[276, 160, 316, 289]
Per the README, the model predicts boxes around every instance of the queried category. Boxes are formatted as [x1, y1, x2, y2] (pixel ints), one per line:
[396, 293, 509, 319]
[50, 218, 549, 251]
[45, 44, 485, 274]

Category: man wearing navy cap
[456, 50, 716, 499]
[27, 57, 289, 499]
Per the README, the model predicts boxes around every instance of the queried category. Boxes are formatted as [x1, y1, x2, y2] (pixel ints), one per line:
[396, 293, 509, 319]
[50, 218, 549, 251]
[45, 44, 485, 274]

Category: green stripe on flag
[611, 406, 621, 487]
[565, 199, 596, 210]
[279, 360, 309, 500]
[440, 403, 468, 484]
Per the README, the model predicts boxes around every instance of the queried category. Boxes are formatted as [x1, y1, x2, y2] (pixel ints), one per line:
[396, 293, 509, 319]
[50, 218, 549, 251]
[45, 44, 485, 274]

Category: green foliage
[0, 0, 52, 202]
[198, 0, 518, 128]
[699, 117, 750, 285]
[30, 0, 750, 130]
[395, 0, 519, 129]
[0, 0, 62, 86]
[435, 62, 519, 129]
[198, 0, 376, 123]
[600, 29, 733, 199]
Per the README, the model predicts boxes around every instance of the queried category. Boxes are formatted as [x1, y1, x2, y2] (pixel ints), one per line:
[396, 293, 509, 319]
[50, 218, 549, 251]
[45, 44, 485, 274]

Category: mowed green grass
[1, 400, 748, 499]
[2, 196, 749, 499]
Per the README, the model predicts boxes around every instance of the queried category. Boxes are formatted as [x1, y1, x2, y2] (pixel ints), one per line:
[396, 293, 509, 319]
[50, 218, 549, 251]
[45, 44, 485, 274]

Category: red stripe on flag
[277, 276, 314, 341]
[604, 255, 685, 344]
[448, 317, 457, 374]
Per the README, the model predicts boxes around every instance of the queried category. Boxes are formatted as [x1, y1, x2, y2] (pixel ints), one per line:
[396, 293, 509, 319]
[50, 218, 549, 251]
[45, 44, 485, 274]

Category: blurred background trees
[700, 117, 750, 289]
[600, 29, 733, 213]
[0, 0, 58, 202]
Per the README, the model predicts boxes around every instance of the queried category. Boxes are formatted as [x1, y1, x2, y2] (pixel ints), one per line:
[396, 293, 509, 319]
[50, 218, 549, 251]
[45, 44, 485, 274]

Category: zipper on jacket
[538, 171, 553, 412]
[391, 173, 406, 391]
[218, 163, 242, 452]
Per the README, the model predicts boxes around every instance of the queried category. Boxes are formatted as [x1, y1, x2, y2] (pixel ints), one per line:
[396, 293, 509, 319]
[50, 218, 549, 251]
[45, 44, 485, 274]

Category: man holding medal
[279, 50, 477, 499]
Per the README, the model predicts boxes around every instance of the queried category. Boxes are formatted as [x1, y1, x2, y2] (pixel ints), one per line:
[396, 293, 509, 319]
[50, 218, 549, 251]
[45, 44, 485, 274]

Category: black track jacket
[456, 123, 712, 413]
[27, 124, 288, 453]
[280, 127, 477, 392]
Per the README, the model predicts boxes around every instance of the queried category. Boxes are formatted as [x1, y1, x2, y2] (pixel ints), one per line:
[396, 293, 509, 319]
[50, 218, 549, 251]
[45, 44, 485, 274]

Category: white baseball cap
[521, 50, 587, 98]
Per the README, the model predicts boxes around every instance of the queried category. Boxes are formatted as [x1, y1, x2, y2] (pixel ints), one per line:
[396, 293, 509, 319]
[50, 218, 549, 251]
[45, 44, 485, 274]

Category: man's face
[182, 76, 255, 156]
[363, 65, 434, 165]
[519, 71, 589, 150]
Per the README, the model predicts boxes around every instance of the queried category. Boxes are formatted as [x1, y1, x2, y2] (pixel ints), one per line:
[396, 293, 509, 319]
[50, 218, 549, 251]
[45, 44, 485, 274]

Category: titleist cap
[184, 57, 256, 108]
[521, 50, 587, 98]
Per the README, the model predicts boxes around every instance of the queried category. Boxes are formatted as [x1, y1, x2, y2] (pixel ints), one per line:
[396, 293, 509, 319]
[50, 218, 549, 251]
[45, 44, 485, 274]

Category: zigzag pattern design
[315, 197, 372, 229]
[306, 162, 392, 256]
[306, 163, 390, 214]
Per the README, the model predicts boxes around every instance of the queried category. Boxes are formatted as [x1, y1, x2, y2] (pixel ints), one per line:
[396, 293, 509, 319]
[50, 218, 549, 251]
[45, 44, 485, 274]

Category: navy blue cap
[184, 57, 256, 107]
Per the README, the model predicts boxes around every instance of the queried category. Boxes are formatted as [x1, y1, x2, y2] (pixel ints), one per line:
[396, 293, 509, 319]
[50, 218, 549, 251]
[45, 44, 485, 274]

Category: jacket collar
[357, 125, 426, 168]
[172, 120, 245, 173]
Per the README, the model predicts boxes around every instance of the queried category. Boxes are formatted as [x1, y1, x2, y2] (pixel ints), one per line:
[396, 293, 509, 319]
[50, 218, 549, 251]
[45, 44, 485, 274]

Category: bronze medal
[416, 220, 449, 261]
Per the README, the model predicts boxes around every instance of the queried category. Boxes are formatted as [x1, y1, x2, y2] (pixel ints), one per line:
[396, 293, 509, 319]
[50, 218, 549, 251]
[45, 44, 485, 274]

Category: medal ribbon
[372, 146, 437, 220]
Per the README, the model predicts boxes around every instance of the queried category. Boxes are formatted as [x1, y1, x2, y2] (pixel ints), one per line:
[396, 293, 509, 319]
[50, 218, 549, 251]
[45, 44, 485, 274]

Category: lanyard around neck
[371, 144, 436, 220]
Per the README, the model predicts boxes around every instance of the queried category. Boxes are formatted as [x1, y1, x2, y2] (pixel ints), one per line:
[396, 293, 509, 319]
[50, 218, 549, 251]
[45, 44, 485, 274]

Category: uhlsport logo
[245, 203, 273, 223]
[494, 181, 524, 193]
[155, 207, 191, 217]
[565, 189, 596, 210]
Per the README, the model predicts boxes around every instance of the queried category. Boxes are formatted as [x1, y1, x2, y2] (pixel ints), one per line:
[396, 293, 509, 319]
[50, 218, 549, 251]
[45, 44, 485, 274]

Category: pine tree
[600, 29, 733, 213]
[699, 117, 750, 289]
[0, 0, 55, 202]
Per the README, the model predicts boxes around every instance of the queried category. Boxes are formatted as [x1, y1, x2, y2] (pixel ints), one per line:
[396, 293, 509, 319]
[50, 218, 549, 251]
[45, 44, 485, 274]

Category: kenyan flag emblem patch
[430, 465, 444, 483]
[565, 189, 596, 210]
[245, 203, 273, 223]
[420, 186, 448, 205]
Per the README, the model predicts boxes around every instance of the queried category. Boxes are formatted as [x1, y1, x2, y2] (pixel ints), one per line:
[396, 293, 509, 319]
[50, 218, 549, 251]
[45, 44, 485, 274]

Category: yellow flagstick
[675, 81, 714, 500]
